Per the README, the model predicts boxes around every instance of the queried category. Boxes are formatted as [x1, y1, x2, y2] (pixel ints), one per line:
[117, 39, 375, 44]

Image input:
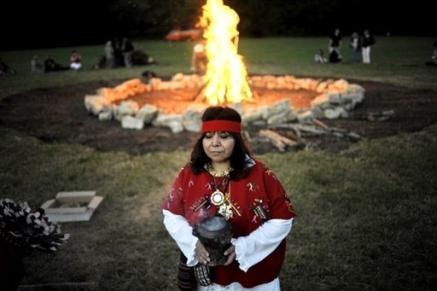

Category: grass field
[1, 37, 437, 290]
[1, 37, 436, 99]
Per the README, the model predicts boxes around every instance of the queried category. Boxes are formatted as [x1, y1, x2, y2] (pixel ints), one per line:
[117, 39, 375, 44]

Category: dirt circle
[0, 78, 436, 155]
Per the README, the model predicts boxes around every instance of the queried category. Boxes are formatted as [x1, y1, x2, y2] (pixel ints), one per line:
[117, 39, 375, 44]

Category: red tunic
[163, 160, 296, 288]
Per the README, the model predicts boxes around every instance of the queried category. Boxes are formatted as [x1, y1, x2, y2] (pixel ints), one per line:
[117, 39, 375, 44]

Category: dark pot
[193, 215, 232, 265]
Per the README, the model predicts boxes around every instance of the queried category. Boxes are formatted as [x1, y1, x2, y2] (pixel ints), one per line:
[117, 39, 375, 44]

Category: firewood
[313, 118, 329, 129]
[367, 109, 395, 121]
[270, 122, 362, 141]
[259, 129, 297, 152]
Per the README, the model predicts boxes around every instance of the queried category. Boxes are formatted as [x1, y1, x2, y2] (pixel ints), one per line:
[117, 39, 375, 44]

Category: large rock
[136, 104, 158, 124]
[242, 108, 264, 125]
[310, 94, 330, 108]
[267, 109, 296, 125]
[114, 101, 139, 121]
[153, 114, 184, 133]
[121, 116, 144, 130]
[324, 107, 348, 119]
[98, 110, 112, 121]
[84, 95, 111, 115]
[182, 109, 203, 132]
[262, 99, 292, 120]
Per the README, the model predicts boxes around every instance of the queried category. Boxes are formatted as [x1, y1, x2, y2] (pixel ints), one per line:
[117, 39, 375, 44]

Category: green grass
[1, 37, 436, 100]
[1, 37, 437, 290]
[1, 124, 436, 290]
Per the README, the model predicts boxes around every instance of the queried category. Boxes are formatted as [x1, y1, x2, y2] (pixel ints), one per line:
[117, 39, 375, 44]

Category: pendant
[210, 190, 225, 206]
[218, 203, 234, 220]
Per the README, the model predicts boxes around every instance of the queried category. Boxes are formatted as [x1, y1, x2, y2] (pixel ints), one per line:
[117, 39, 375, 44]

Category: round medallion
[210, 190, 225, 206]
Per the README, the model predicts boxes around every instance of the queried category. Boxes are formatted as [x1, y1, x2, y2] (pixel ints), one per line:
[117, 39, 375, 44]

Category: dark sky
[1, 1, 115, 50]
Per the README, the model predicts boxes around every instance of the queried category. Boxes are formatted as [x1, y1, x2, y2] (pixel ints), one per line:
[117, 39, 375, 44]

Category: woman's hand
[223, 245, 236, 266]
[195, 240, 210, 265]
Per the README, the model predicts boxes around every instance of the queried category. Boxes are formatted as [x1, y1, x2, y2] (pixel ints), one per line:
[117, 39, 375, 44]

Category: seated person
[31, 55, 44, 73]
[328, 49, 342, 63]
[314, 48, 327, 64]
[44, 56, 68, 72]
[69, 50, 82, 70]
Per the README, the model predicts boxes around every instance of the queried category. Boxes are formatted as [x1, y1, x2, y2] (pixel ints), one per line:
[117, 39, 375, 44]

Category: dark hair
[190, 106, 251, 179]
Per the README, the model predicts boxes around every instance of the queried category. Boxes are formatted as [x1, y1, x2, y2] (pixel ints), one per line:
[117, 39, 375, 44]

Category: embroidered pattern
[252, 198, 270, 223]
[265, 168, 278, 180]
[191, 196, 210, 212]
[246, 182, 258, 192]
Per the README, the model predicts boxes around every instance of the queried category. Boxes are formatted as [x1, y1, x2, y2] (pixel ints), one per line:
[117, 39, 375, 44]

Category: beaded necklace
[206, 164, 241, 219]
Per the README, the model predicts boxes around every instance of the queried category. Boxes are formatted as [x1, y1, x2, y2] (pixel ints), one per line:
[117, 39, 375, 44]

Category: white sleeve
[162, 209, 199, 266]
[232, 218, 293, 272]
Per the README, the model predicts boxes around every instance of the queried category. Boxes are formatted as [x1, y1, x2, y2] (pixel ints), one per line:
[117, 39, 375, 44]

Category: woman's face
[202, 131, 235, 163]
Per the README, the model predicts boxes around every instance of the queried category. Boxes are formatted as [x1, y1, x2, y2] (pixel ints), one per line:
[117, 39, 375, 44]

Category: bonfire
[84, 0, 365, 151]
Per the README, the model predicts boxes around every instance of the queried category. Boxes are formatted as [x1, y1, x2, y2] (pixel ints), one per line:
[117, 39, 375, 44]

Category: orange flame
[199, 0, 252, 105]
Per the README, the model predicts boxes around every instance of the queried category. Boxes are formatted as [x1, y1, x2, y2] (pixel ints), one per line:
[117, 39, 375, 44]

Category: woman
[162, 106, 296, 290]
[69, 50, 82, 70]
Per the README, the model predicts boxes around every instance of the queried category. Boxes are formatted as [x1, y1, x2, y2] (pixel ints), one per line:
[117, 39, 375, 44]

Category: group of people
[28, 37, 147, 73]
[104, 37, 135, 68]
[30, 50, 82, 73]
[314, 29, 376, 64]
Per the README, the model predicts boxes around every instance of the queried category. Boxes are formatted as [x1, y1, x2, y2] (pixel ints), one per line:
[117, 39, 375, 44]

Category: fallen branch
[270, 121, 363, 141]
[312, 118, 329, 129]
[271, 124, 325, 135]
[367, 109, 395, 121]
[259, 129, 298, 152]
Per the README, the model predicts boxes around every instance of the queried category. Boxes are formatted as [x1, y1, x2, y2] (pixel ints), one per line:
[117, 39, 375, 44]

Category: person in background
[44, 55, 68, 72]
[349, 32, 362, 63]
[329, 28, 342, 57]
[30, 55, 44, 73]
[314, 48, 327, 64]
[361, 30, 376, 64]
[191, 39, 208, 75]
[121, 37, 135, 68]
[162, 106, 296, 291]
[69, 50, 82, 70]
[104, 40, 115, 68]
[112, 37, 124, 67]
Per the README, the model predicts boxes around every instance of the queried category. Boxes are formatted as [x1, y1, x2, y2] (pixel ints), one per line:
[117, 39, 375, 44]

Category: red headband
[202, 120, 241, 133]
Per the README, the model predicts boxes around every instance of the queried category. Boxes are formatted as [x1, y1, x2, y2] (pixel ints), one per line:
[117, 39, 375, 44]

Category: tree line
[0, 0, 434, 50]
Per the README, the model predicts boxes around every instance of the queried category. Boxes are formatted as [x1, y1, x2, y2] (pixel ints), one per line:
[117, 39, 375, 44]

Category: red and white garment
[163, 158, 296, 289]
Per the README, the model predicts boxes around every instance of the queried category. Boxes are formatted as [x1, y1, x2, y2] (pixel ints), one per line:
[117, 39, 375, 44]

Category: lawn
[1, 37, 436, 99]
[1, 37, 437, 290]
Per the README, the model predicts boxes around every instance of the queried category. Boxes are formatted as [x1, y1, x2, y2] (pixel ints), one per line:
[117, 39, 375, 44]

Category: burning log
[259, 129, 299, 152]
[165, 29, 202, 41]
